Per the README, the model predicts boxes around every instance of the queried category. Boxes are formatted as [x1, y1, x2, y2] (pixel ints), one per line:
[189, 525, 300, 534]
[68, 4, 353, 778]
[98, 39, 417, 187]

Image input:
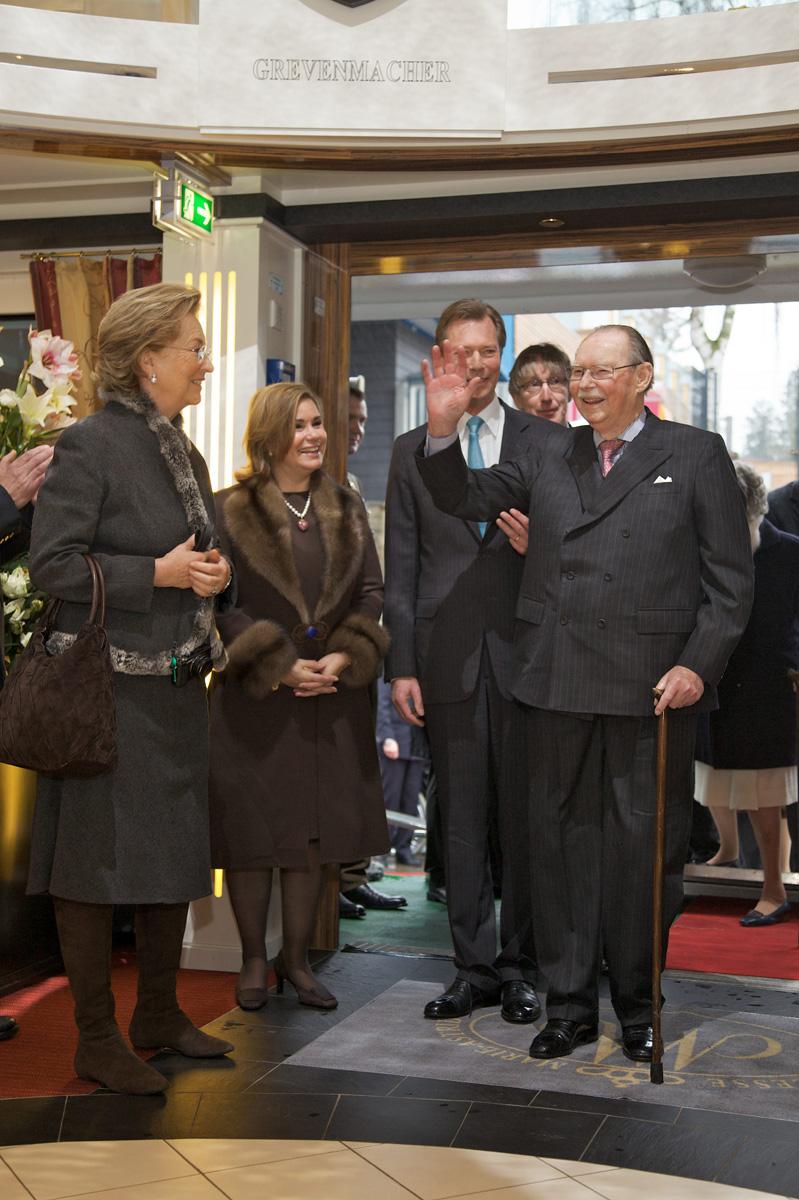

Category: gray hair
[735, 462, 768, 522]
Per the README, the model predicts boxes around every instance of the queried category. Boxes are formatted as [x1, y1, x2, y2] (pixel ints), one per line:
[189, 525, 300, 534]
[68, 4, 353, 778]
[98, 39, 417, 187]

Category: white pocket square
[653, 475, 672, 484]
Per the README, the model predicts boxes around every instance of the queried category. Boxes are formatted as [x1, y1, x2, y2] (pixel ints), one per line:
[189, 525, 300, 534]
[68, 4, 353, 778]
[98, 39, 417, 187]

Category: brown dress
[208, 471, 390, 870]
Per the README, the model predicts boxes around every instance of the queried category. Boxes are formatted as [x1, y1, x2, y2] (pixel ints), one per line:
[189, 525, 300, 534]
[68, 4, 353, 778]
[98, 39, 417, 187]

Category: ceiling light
[539, 217, 564, 229]
[682, 255, 767, 290]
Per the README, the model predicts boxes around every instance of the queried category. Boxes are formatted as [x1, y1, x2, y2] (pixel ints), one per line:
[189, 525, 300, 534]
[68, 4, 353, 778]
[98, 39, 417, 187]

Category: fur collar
[104, 390, 209, 532]
[224, 473, 367, 623]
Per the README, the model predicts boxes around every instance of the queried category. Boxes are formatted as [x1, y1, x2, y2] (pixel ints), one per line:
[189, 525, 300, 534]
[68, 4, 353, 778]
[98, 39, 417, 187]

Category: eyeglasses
[569, 363, 637, 383]
[169, 345, 213, 364]
[518, 379, 568, 396]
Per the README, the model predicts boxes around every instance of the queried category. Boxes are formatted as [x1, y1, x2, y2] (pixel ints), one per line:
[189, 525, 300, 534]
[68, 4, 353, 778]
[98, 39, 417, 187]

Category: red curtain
[28, 259, 62, 335]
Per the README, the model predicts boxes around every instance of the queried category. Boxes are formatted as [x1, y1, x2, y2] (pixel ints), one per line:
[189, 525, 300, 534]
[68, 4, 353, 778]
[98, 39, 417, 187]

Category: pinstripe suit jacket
[417, 411, 754, 717]
[384, 403, 568, 705]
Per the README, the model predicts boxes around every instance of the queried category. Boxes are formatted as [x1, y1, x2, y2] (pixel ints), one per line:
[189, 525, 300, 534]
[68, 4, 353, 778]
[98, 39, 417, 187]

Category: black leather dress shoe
[0, 1015, 19, 1041]
[345, 883, 407, 910]
[529, 1018, 598, 1059]
[621, 1024, 653, 1062]
[423, 979, 499, 1020]
[501, 980, 541, 1024]
[426, 885, 447, 904]
[339, 892, 366, 919]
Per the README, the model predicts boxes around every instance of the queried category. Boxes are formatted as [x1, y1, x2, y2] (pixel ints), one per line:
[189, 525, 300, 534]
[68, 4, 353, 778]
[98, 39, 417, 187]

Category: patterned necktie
[599, 438, 625, 477]
[466, 415, 487, 537]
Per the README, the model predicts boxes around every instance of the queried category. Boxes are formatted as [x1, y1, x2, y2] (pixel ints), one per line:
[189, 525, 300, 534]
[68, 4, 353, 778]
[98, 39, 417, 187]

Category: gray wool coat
[26, 393, 219, 904]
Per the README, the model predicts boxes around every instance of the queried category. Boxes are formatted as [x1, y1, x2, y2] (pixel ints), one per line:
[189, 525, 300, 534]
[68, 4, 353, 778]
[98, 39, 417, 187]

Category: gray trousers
[527, 708, 696, 1027]
[425, 660, 535, 989]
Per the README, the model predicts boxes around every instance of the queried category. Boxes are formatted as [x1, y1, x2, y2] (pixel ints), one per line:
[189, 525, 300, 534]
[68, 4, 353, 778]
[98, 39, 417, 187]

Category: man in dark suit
[418, 324, 753, 1061]
[764, 475, 799, 869]
[766, 478, 799, 538]
[385, 298, 556, 1025]
[0, 443, 53, 1043]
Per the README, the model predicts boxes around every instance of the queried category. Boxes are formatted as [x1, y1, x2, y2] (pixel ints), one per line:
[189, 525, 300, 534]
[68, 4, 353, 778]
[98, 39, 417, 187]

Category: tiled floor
[2, 950, 798, 1198]
[0, 1139, 787, 1200]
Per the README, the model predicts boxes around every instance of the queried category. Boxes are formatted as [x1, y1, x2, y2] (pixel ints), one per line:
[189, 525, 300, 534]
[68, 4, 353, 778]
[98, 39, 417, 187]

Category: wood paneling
[302, 242, 351, 486]
[1, 122, 799, 173]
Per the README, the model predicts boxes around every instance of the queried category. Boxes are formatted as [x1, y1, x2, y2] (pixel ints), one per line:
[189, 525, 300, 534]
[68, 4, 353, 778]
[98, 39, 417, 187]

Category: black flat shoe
[501, 980, 541, 1024]
[339, 892, 366, 919]
[423, 978, 499, 1020]
[740, 900, 791, 926]
[345, 883, 407, 910]
[529, 1018, 598, 1059]
[621, 1024, 653, 1062]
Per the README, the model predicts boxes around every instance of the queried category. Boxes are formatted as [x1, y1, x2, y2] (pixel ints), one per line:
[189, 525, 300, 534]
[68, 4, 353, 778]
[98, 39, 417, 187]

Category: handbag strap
[83, 553, 107, 627]
[0, 552, 106, 685]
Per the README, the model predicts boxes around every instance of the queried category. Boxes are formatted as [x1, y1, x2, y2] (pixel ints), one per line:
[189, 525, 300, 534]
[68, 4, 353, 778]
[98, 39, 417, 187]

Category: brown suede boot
[129, 903, 233, 1058]
[53, 897, 167, 1095]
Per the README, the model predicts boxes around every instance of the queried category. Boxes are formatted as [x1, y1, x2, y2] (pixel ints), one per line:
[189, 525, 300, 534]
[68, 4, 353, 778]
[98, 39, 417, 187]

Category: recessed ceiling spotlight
[539, 216, 565, 228]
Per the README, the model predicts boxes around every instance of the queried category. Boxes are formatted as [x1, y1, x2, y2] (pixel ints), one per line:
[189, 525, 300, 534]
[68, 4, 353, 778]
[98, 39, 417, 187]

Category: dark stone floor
[2, 950, 798, 1199]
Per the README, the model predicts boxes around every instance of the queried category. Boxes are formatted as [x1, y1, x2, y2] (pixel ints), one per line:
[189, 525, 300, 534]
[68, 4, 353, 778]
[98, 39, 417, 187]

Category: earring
[150, 372, 157, 384]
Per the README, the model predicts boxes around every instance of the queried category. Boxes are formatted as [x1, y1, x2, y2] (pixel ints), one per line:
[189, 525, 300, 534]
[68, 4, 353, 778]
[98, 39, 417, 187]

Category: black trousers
[425, 660, 534, 988]
[527, 708, 696, 1027]
[381, 756, 425, 854]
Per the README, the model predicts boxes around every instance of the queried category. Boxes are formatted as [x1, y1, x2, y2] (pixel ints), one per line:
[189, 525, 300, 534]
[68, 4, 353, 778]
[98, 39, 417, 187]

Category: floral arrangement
[0, 330, 80, 670]
[0, 329, 79, 455]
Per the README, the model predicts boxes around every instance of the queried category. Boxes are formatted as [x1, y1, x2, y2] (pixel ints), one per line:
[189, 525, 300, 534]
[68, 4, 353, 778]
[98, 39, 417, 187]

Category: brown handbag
[0, 553, 117, 777]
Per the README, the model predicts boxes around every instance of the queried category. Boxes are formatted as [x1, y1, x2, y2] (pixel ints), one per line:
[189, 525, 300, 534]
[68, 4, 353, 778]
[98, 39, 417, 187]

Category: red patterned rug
[0, 951, 239, 1099]
[667, 896, 799, 980]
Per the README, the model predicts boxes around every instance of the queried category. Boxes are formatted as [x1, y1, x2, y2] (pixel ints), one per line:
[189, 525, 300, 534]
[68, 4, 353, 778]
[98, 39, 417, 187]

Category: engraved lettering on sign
[251, 58, 452, 83]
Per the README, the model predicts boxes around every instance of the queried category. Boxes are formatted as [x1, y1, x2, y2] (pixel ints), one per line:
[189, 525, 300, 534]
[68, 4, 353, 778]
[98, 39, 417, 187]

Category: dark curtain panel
[133, 254, 162, 289]
[28, 260, 62, 335]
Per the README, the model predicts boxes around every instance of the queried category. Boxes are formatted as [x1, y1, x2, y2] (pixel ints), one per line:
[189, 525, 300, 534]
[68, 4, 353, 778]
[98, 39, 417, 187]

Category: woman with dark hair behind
[27, 283, 234, 1094]
[696, 461, 799, 924]
[209, 382, 389, 1011]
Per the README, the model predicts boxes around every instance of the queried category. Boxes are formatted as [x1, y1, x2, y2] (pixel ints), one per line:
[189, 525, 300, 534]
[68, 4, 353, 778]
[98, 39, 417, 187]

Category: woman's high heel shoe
[235, 958, 270, 1011]
[274, 952, 338, 1010]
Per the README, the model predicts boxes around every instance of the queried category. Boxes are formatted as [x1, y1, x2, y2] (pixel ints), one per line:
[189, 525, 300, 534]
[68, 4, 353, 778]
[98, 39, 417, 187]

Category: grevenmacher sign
[199, 0, 503, 136]
[252, 58, 452, 84]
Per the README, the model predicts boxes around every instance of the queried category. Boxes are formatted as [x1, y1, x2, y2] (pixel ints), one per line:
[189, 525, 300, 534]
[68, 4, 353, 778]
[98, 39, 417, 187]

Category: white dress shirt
[426, 395, 505, 465]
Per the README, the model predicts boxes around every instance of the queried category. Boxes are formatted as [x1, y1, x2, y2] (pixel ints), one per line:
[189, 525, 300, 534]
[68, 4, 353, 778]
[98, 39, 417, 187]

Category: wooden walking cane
[650, 687, 668, 1085]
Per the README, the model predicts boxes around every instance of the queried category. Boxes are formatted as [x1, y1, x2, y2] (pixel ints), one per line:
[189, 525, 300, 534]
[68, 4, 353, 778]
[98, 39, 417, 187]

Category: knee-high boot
[53, 897, 167, 1095]
[128, 903, 233, 1057]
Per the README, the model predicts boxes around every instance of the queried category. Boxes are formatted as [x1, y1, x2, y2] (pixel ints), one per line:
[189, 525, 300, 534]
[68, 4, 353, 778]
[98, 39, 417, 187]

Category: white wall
[0, 0, 796, 143]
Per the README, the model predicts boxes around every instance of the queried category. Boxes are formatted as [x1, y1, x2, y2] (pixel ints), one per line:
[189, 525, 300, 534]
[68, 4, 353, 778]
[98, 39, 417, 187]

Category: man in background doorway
[509, 343, 571, 425]
[347, 379, 368, 494]
[339, 377, 408, 917]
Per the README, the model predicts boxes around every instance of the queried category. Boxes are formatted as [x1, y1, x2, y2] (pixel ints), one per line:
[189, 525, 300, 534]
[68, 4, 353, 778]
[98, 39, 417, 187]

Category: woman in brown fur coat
[209, 382, 389, 1010]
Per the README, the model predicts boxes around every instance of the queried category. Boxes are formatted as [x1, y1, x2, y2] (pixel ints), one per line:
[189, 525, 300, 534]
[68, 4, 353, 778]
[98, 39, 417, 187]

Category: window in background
[0, 0, 197, 21]
[0, 317, 34, 394]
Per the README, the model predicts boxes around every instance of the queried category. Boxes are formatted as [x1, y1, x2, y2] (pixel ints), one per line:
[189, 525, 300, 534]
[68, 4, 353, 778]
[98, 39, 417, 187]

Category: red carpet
[667, 896, 799, 979]
[0, 951, 239, 1099]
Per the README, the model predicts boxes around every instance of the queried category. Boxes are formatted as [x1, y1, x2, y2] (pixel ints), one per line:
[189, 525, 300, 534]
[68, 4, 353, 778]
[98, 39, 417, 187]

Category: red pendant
[297, 518, 309, 531]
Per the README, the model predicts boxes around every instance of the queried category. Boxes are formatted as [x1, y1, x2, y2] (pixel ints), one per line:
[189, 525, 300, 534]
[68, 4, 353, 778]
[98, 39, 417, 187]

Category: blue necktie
[466, 415, 487, 538]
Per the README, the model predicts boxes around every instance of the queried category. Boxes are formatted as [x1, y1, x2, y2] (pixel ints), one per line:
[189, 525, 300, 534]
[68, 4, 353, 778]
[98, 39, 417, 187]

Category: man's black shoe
[423, 979, 499, 1020]
[501, 980, 541, 1024]
[529, 1018, 598, 1059]
[345, 883, 407, 910]
[339, 892, 366, 919]
[426, 885, 447, 904]
[621, 1024, 653, 1062]
[0, 1015, 18, 1041]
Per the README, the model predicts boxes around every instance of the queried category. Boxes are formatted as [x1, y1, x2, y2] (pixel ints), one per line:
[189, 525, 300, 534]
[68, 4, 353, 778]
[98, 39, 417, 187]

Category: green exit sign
[180, 183, 213, 234]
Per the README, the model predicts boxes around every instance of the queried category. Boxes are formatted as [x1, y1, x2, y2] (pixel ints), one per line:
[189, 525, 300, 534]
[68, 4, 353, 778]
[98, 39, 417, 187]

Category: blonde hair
[94, 282, 201, 402]
[236, 382, 324, 484]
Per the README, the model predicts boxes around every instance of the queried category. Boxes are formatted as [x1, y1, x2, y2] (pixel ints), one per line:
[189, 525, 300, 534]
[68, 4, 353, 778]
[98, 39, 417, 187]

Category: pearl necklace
[283, 492, 311, 531]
